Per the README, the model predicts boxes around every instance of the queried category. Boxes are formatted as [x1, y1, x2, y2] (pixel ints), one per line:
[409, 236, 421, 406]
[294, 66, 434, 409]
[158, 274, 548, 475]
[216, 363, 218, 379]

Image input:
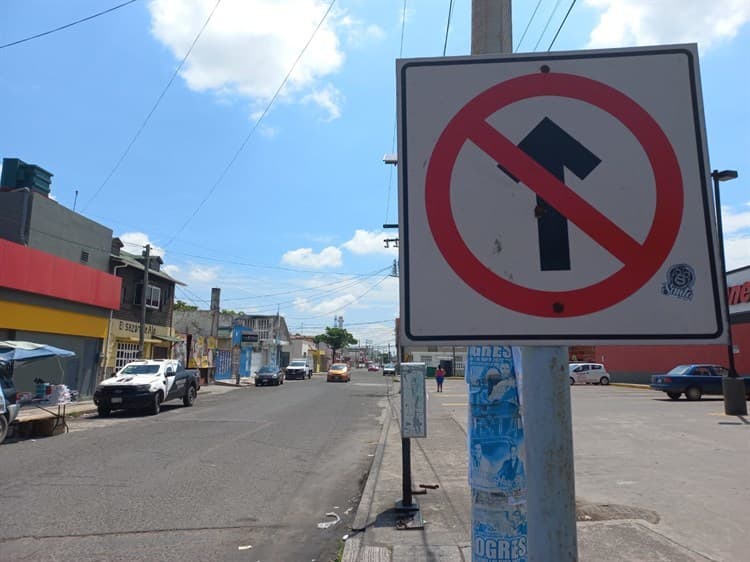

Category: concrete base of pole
[722, 377, 748, 416]
[518, 346, 578, 562]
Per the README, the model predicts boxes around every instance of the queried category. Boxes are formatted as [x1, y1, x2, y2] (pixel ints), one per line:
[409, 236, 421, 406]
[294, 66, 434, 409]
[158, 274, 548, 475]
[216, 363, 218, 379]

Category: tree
[314, 327, 357, 363]
[174, 300, 198, 311]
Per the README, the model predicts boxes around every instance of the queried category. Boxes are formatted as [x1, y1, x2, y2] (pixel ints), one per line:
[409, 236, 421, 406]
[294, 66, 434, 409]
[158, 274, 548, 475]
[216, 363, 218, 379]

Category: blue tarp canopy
[0, 341, 75, 364]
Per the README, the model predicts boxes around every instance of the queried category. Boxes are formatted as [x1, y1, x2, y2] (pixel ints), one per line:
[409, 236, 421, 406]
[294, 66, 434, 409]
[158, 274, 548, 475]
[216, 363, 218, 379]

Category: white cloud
[162, 264, 181, 276]
[294, 293, 356, 315]
[725, 235, 750, 270]
[186, 264, 220, 283]
[341, 229, 398, 255]
[281, 246, 343, 268]
[119, 231, 165, 257]
[722, 202, 750, 235]
[302, 83, 344, 121]
[148, 0, 349, 116]
[338, 14, 385, 46]
[585, 0, 750, 50]
[722, 202, 750, 270]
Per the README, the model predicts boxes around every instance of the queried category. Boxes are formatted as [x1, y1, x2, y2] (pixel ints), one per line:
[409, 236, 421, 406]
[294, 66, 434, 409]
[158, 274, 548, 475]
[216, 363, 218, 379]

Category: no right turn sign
[397, 44, 728, 345]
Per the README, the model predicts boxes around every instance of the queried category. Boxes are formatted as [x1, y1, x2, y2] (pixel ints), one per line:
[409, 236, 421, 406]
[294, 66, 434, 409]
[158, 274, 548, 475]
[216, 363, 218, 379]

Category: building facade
[104, 239, 185, 375]
[0, 160, 121, 396]
[594, 266, 750, 383]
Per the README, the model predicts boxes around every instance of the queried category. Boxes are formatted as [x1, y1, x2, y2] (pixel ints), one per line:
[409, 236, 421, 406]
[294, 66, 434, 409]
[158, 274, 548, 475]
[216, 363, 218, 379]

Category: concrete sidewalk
[343, 378, 716, 562]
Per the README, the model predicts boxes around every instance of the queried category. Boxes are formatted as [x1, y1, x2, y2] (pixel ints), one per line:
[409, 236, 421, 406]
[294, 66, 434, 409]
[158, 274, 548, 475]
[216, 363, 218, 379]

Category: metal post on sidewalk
[469, 2, 577, 560]
[712, 169, 747, 416]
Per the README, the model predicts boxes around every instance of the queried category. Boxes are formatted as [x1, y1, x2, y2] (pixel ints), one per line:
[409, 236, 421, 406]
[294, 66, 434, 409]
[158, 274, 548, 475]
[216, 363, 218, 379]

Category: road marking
[441, 402, 468, 407]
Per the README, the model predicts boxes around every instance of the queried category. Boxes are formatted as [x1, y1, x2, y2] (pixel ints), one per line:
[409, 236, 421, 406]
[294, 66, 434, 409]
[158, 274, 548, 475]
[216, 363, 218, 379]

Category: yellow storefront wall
[104, 318, 178, 370]
[0, 300, 108, 338]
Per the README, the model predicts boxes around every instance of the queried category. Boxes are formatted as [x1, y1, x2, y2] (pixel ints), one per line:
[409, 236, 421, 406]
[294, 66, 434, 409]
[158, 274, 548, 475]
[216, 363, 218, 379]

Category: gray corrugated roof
[111, 252, 186, 286]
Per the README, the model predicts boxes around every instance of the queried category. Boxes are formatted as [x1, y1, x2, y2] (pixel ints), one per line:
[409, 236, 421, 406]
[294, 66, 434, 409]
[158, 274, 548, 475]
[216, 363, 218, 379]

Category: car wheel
[569, 377, 575, 386]
[150, 391, 163, 415]
[183, 385, 197, 407]
[599, 376, 610, 386]
[98, 406, 111, 417]
[685, 386, 702, 401]
[0, 414, 9, 444]
[667, 392, 681, 400]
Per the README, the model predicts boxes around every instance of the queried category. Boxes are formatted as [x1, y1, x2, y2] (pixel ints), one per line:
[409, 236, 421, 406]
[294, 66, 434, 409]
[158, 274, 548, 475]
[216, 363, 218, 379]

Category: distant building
[0, 158, 120, 396]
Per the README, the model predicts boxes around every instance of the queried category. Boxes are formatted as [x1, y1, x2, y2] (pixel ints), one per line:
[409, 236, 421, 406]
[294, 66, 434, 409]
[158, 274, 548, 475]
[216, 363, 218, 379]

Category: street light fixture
[711, 169, 747, 415]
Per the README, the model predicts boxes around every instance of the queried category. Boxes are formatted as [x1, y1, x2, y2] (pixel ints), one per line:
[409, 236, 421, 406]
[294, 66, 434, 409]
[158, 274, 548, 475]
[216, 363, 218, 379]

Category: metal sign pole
[469, 2, 577, 561]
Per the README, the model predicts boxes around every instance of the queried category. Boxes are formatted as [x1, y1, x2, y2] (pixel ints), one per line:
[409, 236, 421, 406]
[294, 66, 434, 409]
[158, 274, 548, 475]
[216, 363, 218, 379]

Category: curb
[611, 383, 651, 390]
[343, 382, 393, 561]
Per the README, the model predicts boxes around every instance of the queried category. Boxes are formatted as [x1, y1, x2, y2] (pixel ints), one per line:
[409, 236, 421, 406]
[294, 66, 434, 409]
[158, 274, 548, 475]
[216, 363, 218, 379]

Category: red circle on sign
[425, 72, 683, 317]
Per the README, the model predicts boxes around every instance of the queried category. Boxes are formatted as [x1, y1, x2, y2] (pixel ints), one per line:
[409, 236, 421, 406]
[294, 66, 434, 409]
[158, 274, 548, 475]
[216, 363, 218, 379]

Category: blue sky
[1, 0, 749, 350]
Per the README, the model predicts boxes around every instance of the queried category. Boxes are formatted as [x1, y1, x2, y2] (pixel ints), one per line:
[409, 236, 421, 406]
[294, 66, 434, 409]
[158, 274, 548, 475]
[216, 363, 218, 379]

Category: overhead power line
[0, 0, 139, 50]
[533, 0, 564, 51]
[442, 0, 456, 56]
[83, 0, 223, 210]
[515, 0, 544, 52]
[163, 0, 338, 248]
[384, 0, 409, 225]
[547, 0, 578, 52]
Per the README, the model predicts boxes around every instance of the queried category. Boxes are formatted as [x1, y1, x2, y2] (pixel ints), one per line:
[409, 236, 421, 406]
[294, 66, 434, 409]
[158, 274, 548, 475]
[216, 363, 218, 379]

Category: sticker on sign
[397, 44, 727, 345]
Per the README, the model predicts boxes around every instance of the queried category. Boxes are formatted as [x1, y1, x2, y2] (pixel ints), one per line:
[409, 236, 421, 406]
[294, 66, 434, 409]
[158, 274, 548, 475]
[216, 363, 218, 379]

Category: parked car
[0, 360, 19, 444]
[569, 363, 610, 385]
[327, 363, 350, 382]
[285, 358, 313, 380]
[367, 364, 380, 372]
[255, 365, 284, 386]
[650, 364, 750, 401]
[93, 359, 200, 416]
[383, 364, 397, 376]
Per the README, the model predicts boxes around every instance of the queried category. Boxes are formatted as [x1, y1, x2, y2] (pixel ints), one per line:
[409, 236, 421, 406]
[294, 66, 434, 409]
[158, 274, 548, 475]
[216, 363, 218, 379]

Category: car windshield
[290, 361, 306, 367]
[258, 367, 277, 374]
[667, 365, 692, 375]
[332, 364, 347, 370]
[119, 364, 160, 375]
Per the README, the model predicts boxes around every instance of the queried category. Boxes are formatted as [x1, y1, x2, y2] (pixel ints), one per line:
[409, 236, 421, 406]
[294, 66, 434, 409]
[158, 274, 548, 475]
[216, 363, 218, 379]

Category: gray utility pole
[138, 244, 151, 358]
[211, 288, 220, 385]
[470, 2, 578, 561]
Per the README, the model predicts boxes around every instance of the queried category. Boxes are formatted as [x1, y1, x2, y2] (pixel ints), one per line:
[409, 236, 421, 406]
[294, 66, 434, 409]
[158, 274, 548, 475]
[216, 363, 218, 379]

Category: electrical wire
[547, 0, 578, 52]
[163, 0, 337, 248]
[0, 0, 139, 50]
[83, 0, 223, 210]
[221, 267, 390, 301]
[289, 274, 391, 321]
[515, 0, 544, 52]
[384, 0, 409, 225]
[0, 215, 385, 279]
[442, 0, 455, 56]
[226, 269, 390, 313]
[533, 0, 564, 51]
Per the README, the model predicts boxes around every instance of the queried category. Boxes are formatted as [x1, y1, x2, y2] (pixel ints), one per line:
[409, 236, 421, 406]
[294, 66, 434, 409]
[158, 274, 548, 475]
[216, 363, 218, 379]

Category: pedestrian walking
[435, 365, 445, 392]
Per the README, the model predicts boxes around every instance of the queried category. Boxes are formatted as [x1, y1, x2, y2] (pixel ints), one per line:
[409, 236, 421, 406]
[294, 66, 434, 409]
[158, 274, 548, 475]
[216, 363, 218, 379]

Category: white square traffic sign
[397, 44, 728, 345]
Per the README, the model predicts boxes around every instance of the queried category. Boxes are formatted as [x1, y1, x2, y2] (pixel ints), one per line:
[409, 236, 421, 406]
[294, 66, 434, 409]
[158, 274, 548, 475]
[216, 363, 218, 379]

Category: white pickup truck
[93, 359, 200, 416]
[284, 358, 313, 380]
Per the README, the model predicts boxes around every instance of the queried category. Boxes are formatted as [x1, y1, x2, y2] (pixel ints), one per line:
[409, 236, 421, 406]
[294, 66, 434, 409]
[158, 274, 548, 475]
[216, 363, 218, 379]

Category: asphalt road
[0, 369, 390, 562]
[435, 380, 750, 561]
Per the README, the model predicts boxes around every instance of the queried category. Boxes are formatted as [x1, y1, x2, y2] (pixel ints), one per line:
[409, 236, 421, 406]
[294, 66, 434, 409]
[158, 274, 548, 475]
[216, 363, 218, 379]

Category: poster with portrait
[467, 345, 528, 560]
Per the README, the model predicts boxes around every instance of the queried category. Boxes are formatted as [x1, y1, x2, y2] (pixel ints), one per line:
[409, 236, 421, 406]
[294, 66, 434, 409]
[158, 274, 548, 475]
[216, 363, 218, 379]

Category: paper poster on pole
[400, 362, 426, 438]
[467, 345, 527, 561]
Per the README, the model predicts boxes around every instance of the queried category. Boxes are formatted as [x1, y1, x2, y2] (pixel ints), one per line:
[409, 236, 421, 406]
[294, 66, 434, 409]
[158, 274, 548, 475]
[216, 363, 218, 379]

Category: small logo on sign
[662, 264, 695, 301]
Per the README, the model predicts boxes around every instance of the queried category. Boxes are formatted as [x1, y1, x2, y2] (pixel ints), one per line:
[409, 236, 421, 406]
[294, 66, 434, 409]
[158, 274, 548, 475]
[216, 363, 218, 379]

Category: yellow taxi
[327, 363, 350, 383]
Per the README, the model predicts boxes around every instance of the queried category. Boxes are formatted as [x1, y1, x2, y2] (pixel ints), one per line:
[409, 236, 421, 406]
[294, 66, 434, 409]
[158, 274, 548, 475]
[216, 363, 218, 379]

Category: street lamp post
[711, 169, 747, 416]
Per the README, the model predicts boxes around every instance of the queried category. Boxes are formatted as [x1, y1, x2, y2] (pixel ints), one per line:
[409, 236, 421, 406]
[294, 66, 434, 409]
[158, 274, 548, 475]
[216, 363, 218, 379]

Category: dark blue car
[650, 364, 750, 401]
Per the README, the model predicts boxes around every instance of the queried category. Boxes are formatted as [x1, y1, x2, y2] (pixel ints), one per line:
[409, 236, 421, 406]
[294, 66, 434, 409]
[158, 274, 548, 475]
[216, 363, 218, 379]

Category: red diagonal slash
[469, 120, 642, 266]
